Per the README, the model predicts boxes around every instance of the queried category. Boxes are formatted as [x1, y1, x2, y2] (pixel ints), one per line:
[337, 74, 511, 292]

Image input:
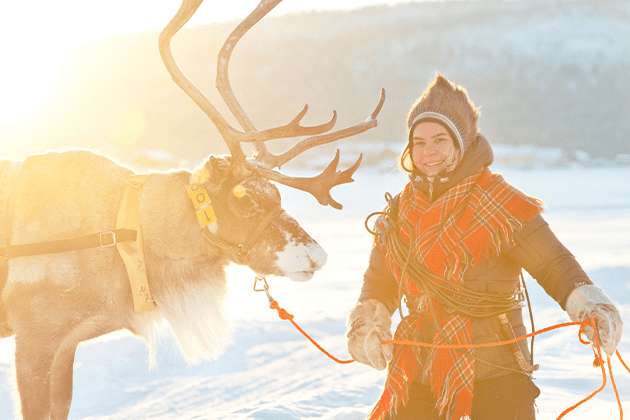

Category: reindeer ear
[190, 156, 230, 194]
[190, 166, 211, 185]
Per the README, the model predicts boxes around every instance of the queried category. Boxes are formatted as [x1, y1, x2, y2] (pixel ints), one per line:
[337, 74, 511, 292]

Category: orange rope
[609, 357, 623, 420]
[269, 300, 354, 364]
[618, 350, 630, 374]
[383, 320, 584, 349]
[556, 318, 609, 419]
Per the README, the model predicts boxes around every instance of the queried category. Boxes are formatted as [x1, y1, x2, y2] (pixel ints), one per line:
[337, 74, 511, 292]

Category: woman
[346, 74, 623, 420]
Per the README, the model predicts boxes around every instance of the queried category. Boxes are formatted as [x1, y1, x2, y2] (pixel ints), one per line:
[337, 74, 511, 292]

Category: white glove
[566, 285, 624, 357]
[346, 299, 394, 370]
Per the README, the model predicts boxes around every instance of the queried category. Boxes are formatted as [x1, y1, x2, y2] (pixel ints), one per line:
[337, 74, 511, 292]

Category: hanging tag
[187, 183, 218, 226]
[187, 183, 212, 209]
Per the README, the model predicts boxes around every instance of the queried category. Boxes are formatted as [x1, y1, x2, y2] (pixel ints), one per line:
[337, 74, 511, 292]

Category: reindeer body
[3, 149, 329, 418]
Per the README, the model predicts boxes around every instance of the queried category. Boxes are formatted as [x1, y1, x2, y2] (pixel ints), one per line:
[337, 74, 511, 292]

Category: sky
[0, 0, 410, 128]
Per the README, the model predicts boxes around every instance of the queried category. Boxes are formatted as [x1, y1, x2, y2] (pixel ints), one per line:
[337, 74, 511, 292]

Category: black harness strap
[1, 229, 138, 259]
[0, 158, 138, 261]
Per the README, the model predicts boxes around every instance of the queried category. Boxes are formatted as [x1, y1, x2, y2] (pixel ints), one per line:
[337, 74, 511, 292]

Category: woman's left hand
[346, 299, 394, 370]
[566, 285, 624, 357]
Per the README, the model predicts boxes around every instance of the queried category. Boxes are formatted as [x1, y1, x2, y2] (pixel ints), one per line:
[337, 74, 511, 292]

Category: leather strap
[243, 206, 284, 251]
[0, 164, 138, 259]
[202, 206, 284, 263]
[115, 174, 155, 312]
[0, 166, 154, 314]
[1, 229, 137, 258]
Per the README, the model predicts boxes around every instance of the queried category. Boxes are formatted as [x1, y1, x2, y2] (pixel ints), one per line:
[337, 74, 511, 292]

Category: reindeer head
[160, 0, 384, 282]
[187, 155, 326, 282]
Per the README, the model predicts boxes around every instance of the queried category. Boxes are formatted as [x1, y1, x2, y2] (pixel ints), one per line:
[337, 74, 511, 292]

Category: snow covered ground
[0, 164, 629, 419]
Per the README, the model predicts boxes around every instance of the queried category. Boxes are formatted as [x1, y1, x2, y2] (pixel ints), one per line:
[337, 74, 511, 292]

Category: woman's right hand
[346, 299, 394, 370]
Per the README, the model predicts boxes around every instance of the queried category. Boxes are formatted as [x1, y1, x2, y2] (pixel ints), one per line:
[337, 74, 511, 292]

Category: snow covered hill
[2, 0, 629, 163]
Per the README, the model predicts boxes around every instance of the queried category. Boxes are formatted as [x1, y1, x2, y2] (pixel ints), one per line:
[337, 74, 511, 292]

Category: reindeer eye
[242, 197, 261, 218]
[230, 187, 261, 219]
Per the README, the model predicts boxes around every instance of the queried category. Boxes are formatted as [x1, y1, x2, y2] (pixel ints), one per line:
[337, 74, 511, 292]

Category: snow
[1, 165, 629, 419]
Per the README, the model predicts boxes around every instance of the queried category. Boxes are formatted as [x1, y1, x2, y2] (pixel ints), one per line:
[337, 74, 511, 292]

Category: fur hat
[406, 73, 480, 152]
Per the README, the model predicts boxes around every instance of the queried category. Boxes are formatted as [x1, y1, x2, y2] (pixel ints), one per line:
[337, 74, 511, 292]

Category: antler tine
[216, 0, 280, 135]
[253, 89, 385, 169]
[216, 0, 339, 164]
[159, 0, 251, 177]
[249, 89, 384, 209]
[257, 151, 363, 210]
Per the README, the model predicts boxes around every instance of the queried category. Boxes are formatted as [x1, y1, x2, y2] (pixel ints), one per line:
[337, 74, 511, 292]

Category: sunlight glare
[0, 0, 249, 129]
[0, 0, 406, 130]
[0, 4, 73, 128]
[0, 47, 69, 127]
[109, 106, 148, 145]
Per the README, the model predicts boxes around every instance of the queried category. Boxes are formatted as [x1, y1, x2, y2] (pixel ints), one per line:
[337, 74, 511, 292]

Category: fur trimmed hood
[407, 73, 481, 152]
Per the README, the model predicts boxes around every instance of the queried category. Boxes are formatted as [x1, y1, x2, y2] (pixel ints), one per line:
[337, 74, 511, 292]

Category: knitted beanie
[407, 73, 480, 152]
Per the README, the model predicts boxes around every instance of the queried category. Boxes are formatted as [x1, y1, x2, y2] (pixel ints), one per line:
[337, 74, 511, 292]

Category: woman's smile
[424, 160, 444, 166]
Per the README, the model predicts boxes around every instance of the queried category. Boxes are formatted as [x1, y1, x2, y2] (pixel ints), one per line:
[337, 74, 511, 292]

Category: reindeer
[0, 0, 384, 418]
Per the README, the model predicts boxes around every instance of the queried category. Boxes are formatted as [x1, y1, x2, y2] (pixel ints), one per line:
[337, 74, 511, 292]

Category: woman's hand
[346, 299, 394, 370]
[566, 285, 624, 357]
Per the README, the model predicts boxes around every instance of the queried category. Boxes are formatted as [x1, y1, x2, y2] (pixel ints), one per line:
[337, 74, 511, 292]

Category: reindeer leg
[15, 314, 121, 419]
[15, 330, 80, 420]
[49, 343, 78, 420]
[8, 279, 75, 419]
[14, 333, 55, 419]
[49, 313, 121, 420]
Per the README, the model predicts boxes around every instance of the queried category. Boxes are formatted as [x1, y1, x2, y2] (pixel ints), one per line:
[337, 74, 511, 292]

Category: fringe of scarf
[368, 169, 544, 420]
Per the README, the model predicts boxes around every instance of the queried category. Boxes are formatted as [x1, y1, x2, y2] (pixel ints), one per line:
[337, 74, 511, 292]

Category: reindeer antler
[159, 0, 385, 208]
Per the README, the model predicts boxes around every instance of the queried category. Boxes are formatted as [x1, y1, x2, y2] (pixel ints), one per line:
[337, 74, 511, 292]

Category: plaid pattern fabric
[368, 169, 544, 420]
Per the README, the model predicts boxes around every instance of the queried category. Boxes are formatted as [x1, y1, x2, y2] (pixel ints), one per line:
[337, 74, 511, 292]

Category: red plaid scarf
[368, 169, 544, 420]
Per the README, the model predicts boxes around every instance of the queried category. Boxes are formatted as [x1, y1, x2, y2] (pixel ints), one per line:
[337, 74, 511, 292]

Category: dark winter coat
[358, 134, 592, 381]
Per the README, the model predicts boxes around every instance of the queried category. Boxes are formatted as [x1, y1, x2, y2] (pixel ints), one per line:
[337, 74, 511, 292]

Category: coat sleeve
[505, 213, 593, 310]
[357, 243, 400, 315]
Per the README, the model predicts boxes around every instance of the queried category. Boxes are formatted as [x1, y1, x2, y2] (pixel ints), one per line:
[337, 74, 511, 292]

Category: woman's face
[411, 121, 456, 176]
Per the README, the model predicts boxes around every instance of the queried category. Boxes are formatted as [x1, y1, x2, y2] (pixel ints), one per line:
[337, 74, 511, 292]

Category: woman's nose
[424, 146, 437, 156]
